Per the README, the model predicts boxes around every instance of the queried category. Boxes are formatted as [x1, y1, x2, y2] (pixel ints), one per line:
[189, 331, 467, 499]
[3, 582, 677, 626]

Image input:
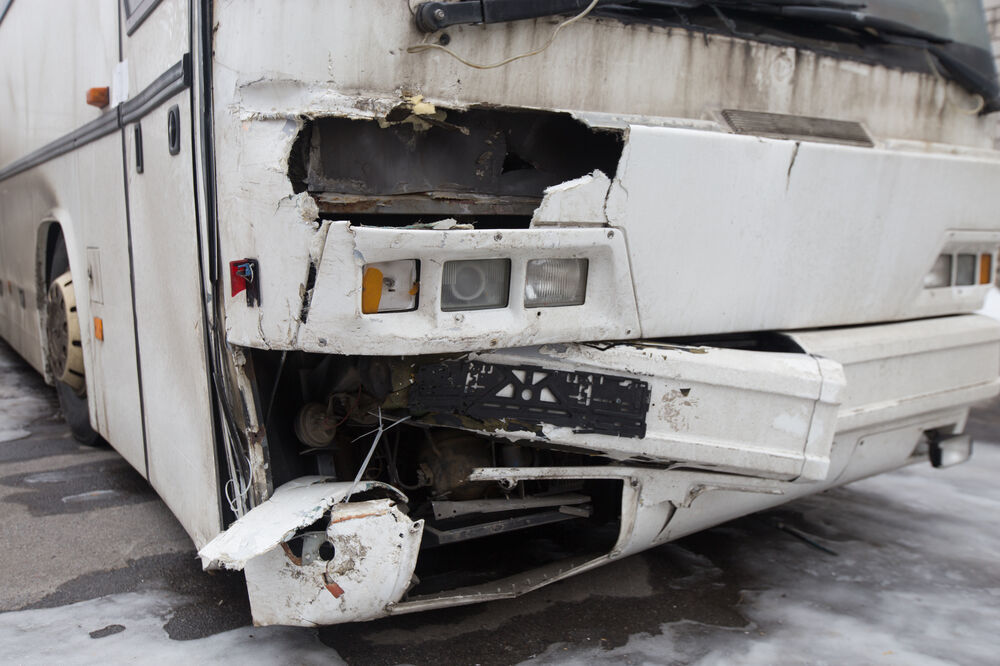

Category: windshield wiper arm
[414, 0, 864, 33]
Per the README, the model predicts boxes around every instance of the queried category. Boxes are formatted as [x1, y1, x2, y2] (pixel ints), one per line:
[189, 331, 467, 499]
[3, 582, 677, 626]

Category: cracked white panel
[607, 125, 1000, 337]
[198, 477, 407, 569]
[244, 499, 423, 626]
[475, 342, 839, 480]
[297, 224, 640, 355]
[212, 99, 322, 347]
[531, 170, 611, 226]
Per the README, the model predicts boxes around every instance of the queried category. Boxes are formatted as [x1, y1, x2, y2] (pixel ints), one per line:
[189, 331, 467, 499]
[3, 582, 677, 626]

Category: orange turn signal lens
[360, 261, 419, 314]
[980, 253, 992, 285]
[361, 267, 384, 314]
[93, 317, 104, 341]
[86, 87, 110, 109]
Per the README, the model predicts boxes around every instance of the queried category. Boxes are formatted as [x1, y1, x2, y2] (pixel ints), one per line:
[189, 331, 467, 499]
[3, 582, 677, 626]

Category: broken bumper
[201, 314, 1000, 626]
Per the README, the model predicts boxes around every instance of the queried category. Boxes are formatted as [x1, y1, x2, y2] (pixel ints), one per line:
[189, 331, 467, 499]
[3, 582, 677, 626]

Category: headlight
[923, 254, 952, 289]
[441, 259, 510, 311]
[361, 260, 419, 314]
[955, 253, 976, 286]
[524, 258, 588, 308]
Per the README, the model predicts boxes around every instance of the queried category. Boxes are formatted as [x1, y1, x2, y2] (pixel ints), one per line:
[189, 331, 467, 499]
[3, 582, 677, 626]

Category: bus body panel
[4, 0, 1000, 628]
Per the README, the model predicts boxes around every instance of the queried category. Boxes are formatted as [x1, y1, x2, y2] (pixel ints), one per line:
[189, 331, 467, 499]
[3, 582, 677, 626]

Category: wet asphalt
[1, 337, 998, 664]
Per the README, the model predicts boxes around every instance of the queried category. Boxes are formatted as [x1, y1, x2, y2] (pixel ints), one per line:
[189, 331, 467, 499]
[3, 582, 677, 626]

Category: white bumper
[201, 314, 1000, 626]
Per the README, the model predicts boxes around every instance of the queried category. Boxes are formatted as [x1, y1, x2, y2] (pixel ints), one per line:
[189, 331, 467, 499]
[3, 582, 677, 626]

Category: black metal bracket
[410, 359, 650, 438]
[167, 104, 181, 156]
[134, 123, 144, 173]
[415, 0, 599, 32]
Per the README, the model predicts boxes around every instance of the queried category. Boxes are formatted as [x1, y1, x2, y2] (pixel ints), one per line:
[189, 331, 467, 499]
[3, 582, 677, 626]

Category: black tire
[48, 235, 103, 447]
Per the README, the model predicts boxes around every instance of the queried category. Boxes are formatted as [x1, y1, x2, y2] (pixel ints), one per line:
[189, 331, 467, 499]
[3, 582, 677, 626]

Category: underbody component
[409, 359, 651, 438]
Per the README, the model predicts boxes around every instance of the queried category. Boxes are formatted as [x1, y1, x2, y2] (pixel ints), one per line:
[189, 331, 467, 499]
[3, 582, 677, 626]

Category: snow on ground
[2, 447, 997, 664]
[0, 590, 338, 665]
[533, 444, 1000, 666]
[0, 347, 55, 442]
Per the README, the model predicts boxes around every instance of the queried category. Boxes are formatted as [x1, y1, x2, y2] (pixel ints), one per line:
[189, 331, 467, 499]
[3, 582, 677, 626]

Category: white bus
[2, 0, 1000, 626]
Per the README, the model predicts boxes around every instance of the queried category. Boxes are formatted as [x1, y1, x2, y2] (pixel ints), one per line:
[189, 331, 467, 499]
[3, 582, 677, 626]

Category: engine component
[293, 402, 338, 448]
[419, 430, 494, 500]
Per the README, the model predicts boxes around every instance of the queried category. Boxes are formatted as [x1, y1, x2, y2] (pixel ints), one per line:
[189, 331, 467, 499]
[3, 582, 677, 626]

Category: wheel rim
[46, 271, 85, 394]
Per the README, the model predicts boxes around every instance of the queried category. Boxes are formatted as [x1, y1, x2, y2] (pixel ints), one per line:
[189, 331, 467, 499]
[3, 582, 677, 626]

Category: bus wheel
[46, 265, 101, 446]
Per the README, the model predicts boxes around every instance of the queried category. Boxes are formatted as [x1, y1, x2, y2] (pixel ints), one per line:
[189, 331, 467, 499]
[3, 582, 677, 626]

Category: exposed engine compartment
[251, 348, 624, 596]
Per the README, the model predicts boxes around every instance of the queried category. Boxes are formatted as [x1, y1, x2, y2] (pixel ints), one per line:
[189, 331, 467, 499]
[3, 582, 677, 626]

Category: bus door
[118, 0, 220, 545]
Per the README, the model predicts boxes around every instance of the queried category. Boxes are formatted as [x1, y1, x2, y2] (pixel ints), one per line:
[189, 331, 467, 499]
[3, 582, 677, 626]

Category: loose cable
[406, 0, 601, 70]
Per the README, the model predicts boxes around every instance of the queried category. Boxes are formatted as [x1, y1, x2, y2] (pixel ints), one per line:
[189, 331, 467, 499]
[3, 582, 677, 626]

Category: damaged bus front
[199, 0, 1000, 625]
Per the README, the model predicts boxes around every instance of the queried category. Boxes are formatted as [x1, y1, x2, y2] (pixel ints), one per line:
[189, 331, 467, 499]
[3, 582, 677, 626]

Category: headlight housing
[524, 258, 588, 308]
[441, 259, 510, 311]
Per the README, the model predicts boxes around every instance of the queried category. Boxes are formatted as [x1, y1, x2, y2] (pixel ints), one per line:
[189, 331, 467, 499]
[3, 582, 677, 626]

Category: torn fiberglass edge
[287, 106, 623, 230]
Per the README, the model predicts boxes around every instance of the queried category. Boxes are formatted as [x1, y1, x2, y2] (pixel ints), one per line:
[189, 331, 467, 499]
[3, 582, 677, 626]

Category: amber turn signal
[361, 267, 385, 314]
[86, 87, 110, 109]
[93, 316, 104, 341]
[980, 253, 992, 285]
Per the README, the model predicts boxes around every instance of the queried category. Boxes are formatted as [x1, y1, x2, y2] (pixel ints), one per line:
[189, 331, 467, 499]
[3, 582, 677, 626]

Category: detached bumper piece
[199, 478, 423, 626]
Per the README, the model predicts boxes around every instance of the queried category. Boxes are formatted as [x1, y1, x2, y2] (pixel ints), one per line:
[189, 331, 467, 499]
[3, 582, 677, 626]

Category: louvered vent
[721, 110, 873, 147]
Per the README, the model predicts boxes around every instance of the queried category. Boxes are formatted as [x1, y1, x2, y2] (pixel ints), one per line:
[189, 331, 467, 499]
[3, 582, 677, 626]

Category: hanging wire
[224, 454, 255, 515]
[406, 0, 601, 70]
[342, 408, 412, 502]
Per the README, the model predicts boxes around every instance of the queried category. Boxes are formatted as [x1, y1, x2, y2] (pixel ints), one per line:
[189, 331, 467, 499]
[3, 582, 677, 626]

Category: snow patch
[0, 354, 55, 442]
[530, 444, 1000, 665]
[0, 590, 340, 665]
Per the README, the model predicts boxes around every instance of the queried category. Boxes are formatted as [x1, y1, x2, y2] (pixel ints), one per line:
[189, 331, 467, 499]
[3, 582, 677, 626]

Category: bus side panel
[0, 0, 147, 472]
[68, 138, 148, 473]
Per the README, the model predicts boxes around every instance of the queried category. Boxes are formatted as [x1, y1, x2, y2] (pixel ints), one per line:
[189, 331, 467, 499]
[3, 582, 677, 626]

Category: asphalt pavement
[1, 337, 998, 665]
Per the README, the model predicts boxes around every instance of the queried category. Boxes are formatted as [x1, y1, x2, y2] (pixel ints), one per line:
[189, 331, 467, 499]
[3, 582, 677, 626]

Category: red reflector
[230, 260, 248, 297]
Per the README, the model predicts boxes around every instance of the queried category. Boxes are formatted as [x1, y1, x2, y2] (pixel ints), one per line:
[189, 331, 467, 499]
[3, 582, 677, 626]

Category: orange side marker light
[86, 87, 110, 109]
[93, 317, 104, 341]
[979, 253, 993, 285]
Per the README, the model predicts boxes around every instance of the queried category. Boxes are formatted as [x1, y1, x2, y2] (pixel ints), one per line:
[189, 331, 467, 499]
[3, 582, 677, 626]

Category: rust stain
[280, 542, 302, 566]
[328, 508, 390, 524]
[325, 580, 345, 598]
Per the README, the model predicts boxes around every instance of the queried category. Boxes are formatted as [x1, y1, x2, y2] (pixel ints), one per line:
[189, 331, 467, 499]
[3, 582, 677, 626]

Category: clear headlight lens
[361, 260, 419, 314]
[923, 254, 952, 289]
[441, 259, 510, 311]
[955, 253, 976, 286]
[524, 258, 588, 308]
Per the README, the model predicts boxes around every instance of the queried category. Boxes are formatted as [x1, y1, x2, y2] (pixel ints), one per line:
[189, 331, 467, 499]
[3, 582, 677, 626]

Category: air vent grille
[721, 110, 873, 147]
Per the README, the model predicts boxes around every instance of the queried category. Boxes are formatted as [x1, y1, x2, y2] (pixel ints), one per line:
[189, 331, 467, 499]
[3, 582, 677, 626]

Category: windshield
[596, 0, 1000, 112]
[415, 0, 1000, 112]
[864, 0, 993, 51]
